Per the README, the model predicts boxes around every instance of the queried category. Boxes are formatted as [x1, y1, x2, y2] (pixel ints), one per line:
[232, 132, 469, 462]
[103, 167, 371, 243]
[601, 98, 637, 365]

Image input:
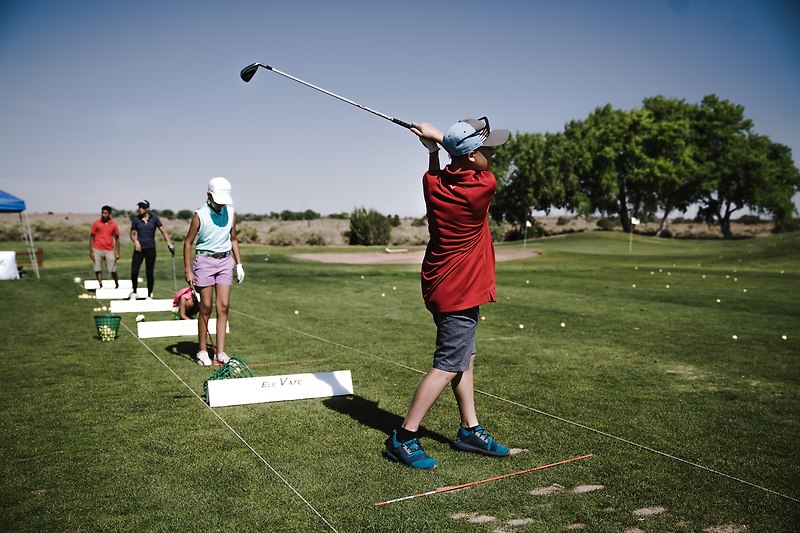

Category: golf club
[240, 62, 412, 129]
[170, 255, 177, 293]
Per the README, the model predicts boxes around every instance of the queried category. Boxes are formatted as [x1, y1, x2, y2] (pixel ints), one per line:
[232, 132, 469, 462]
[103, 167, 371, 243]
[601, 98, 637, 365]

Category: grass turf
[0, 231, 798, 532]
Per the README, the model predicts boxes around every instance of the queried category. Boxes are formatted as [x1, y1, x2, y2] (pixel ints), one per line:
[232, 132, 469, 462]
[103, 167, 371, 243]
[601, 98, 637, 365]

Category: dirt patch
[632, 506, 667, 517]
[573, 484, 605, 493]
[292, 248, 539, 265]
[530, 483, 564, 496]
[704, 524, 748, 533]
[565, 524, 586, 530]
[450, 512, 496, 523]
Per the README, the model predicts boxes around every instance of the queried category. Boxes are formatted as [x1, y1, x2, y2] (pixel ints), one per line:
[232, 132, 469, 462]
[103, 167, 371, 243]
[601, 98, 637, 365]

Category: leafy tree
[640, 96, 697, 235]
[567, 105, 652, 232]
[346, 207, 391, 245]
[491, 132, 580, 230]
[176, 209, 194, 220]
[688, 94, 799, 237]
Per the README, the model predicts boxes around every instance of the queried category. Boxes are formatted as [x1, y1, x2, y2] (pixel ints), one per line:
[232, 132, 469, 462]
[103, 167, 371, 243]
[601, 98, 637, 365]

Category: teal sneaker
[384, 430, 439, 469]
[453, 425, 509, 456]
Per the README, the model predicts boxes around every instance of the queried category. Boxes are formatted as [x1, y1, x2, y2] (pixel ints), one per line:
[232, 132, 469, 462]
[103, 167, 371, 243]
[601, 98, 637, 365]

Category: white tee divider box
[206, 370, 353, 407]
[84, 279, 133, 290]
[96, 287, 148, 300]
[137, 318, 228, 339]
[110, 299, 173, 313]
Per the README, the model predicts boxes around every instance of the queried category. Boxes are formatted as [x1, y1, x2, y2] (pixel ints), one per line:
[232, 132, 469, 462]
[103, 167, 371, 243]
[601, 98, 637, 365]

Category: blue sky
[1, 0, 798, 217]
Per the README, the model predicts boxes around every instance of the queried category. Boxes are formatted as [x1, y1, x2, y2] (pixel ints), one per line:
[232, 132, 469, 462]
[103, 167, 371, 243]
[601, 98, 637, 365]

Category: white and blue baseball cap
[441, 117, 510, 157]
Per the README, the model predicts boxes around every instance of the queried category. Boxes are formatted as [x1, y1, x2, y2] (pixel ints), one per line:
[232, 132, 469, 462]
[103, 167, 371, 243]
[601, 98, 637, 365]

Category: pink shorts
[193, 254, 234, 287]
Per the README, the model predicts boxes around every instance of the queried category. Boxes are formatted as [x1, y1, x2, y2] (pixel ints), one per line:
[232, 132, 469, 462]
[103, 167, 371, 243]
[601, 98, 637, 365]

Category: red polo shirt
[90, 219, 120, 251]
[421, 166, 497, 313]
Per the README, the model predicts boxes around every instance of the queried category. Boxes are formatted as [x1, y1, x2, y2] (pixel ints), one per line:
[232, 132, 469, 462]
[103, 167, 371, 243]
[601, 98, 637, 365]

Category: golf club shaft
[240, 62, 412, 129]
[171, 255, 177, 293]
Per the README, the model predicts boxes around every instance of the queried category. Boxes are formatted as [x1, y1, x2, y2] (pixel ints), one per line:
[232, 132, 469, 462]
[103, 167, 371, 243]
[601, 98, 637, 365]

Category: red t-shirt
[90, 219, 120, 251]
[421, 166, 497, 313]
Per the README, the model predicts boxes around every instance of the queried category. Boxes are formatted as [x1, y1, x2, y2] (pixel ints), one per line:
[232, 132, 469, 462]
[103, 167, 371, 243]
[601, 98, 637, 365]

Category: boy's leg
[451, 354, 479, 429]
[401, 368, 457, 432]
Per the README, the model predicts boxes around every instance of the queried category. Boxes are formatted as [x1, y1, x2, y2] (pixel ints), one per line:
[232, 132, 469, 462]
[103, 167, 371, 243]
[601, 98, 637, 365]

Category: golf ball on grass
[518, 324, 524, 329]
[781, 335, 788, 341]
[732, 335, 738, 340]
[560, 322, 566, 328]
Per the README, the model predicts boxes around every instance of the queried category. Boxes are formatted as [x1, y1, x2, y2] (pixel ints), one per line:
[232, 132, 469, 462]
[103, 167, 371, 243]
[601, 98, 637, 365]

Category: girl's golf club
[240, 62, 412, 129]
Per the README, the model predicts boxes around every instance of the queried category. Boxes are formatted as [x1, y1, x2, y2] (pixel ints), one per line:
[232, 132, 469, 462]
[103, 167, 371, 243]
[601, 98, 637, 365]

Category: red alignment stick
[374, 453, 593, 507]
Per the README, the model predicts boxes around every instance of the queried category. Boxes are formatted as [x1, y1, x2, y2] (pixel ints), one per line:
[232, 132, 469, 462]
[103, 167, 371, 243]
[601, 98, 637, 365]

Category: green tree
[176, 209, 194, 220]
[640, 96, 697, 235]
[491, 132, 580, 231]
[346, 207, 391, 245]
[688, 94, 800, 237]
[566, 105, 651, 232]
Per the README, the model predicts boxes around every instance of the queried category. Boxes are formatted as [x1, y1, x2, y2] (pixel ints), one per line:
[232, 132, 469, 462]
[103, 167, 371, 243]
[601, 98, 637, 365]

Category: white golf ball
[560, 322, 566, 328]
[732, 335, 738, 340]
[381, 293, 385, 297]
[518, 324, 524, 329]
[665, 284, 670, 289]
[392, 286, 396, 290]
[781, 335, 787, 340]
[632, 284, 636, 288]
[481, 316, 485, 321]
[526, 280, 530, 284]
[294, 310, 299, 315]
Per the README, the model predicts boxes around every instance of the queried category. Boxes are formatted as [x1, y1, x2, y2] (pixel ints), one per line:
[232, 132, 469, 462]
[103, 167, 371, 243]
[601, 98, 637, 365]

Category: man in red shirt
[90, 205, 121, 288]
[384, 117, 511, 469]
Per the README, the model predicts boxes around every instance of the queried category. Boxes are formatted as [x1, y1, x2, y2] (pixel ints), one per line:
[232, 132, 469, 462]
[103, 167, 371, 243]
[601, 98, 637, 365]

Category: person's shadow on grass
[165, 341, 200, 363]
[322, 395, 450, 445]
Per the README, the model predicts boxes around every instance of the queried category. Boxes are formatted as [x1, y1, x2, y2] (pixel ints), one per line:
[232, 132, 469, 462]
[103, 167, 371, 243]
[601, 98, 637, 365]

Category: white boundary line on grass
[120, 321, 339, 533]
[233, 309, 799, 504]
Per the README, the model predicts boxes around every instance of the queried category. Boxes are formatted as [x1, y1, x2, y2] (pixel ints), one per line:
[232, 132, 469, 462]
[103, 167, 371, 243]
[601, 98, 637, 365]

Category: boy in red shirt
[384, 117, 511, 469]
[89, 205, 121, 288]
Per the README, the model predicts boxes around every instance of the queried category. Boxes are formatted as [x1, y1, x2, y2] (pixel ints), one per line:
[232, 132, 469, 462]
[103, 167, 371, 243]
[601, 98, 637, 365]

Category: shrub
[596, 217, 619, 231]
[159, 209, 175, 219]
[31, 221, 87, 241]
[0, 223, 23, 241]
[556, 216, 571, 226]
[411, 216, 427, 227]
[304, 231, 327, 246]
[176, 210, 194, 220]
[346, 207, 391, 245]
[236, 223, 260, 244]
[735, 214, 763, 225]
[773, 218, 800, 234]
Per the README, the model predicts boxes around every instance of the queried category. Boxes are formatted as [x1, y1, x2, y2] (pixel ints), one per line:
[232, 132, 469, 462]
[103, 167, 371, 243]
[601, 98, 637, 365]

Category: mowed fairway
[1, 232, 798, 532]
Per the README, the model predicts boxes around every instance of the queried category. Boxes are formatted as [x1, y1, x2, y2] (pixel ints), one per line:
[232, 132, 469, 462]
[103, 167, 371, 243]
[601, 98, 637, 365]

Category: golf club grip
[392, 118, 412, 129]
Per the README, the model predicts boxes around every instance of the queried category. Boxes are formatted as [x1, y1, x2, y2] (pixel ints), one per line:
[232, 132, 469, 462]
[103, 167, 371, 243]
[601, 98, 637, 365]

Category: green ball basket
[95, 315, 122, 341]
[204, 358, 253, 399]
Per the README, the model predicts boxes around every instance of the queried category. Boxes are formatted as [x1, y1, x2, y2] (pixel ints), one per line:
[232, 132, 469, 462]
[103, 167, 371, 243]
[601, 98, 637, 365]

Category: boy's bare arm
[411, 122, 444, 172]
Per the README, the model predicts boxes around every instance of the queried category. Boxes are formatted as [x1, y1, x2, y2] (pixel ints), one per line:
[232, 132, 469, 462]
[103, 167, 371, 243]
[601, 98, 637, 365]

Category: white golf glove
[236, 263, 245, 283]
[419, 137, 439, 153]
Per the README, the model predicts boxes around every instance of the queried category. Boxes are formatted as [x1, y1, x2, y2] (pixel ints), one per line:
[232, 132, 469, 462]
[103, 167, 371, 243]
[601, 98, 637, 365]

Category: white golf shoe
[196, 350, 212, 366]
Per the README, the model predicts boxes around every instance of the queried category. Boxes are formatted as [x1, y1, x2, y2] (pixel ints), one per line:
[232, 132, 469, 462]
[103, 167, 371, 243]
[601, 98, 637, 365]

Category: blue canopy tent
[0, 190, 39, 279]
